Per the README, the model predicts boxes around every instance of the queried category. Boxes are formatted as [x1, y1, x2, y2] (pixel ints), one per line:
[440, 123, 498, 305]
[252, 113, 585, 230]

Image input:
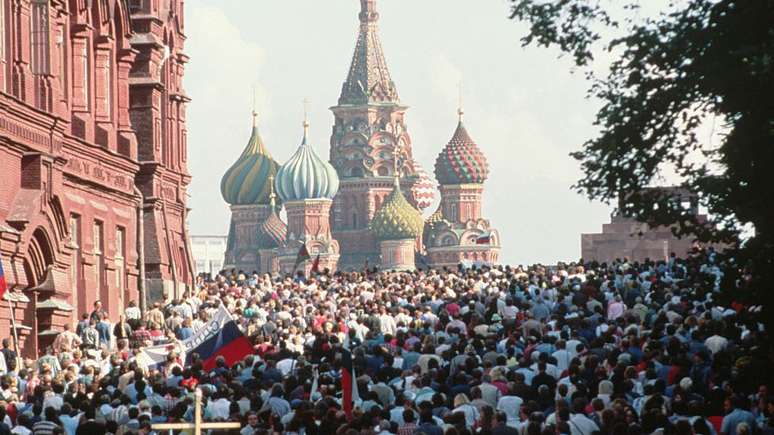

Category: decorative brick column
[379, 239, 416, 272]
[283, 199, 339, 273]
[224, 204, 272, 273]
[284, 199, 332, 241]
[440, 184, 483, 225]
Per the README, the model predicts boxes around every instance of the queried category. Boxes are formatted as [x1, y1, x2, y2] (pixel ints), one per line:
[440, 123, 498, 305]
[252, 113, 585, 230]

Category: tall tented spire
[339, 0, 399, 105]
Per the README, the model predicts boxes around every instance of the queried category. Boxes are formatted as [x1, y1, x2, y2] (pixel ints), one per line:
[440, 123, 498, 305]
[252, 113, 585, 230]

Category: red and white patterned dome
[410, 160, 437, 210]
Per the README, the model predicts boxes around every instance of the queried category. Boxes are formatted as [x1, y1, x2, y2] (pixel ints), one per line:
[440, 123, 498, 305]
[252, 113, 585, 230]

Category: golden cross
[302, 98, 311, 127]
[151, 389, 241, 435]
[252, 84, 258, 126]
[457, 80, 464, 122]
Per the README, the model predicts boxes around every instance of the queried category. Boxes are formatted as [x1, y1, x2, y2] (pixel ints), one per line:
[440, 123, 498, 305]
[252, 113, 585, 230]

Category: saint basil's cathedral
[221, 0, 501, 274]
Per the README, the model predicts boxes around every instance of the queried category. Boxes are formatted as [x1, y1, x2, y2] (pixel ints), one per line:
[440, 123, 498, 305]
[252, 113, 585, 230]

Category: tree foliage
[509, 0, 774, 333]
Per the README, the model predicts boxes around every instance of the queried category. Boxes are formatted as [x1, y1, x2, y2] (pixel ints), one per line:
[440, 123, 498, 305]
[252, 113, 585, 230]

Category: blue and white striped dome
[275, 124, 340, 202]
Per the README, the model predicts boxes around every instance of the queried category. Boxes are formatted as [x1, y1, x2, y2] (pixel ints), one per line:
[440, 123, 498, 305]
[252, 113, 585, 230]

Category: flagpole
[6, 296, 20, 364]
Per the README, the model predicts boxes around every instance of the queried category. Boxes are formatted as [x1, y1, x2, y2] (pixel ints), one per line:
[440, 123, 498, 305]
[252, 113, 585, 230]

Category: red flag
[311, 254, 321, 274]
[341, 348, 359, 420]
[0, 256, 7, 300]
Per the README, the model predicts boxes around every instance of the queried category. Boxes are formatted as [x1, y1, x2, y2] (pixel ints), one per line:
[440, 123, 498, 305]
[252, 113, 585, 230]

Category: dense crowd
[0, 247, 769, 435]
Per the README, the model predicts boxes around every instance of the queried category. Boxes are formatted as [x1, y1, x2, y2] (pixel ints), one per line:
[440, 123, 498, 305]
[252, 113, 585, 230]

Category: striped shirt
[32, 420, 60, 435]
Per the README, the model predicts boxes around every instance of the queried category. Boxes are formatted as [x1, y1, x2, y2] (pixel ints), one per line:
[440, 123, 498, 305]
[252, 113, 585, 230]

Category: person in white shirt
[568, 399, 600, 435]
[206, 393, 232, 420]
[378, 308, 396, 336]
[497, 394, 523, 428]
[552, 340, 573, 374]
[451, 394, 480, 428]
[705, 334, 729, 354]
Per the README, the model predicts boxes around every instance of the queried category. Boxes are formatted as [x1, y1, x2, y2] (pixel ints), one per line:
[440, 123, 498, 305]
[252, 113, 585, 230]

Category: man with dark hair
[398, 409, 418, 435]
[32, 407, 60, 435]
[492, 411, 519, 435]
[89, 301, 105, 325]
[75, 406, 105, 435]
[721, 396, 756, 435]
[1, 339, 16, 372]
[416, 409, 443, 435]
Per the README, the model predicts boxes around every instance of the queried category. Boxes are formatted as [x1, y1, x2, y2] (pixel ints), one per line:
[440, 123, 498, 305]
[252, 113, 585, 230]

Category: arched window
[30, 0, 50, 76]
[377, 166, 389, 177]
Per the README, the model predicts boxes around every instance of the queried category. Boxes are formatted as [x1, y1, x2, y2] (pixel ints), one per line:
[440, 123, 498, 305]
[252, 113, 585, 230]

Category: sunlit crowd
[0, 247, 770, 435]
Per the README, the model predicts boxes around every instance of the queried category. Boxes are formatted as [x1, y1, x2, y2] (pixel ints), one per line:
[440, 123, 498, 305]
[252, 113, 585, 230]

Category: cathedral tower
[276, 118, 341, 274]
[329, 0, 427, 270]
[221, 112, 281, 273]
[425, 108, 501, 268]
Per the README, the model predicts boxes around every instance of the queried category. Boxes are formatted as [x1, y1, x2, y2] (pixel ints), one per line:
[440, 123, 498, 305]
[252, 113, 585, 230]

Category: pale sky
[184, 0, 615, 266]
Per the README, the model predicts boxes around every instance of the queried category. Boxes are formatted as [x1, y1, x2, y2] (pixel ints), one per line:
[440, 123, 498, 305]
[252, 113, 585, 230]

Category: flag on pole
[0, 256, 8, 300]
[341, 348, 360, 420]
[311, 254, 321, 274]
[476, 232, 492, 245]
[183, 305, 253, 371]
[293, 244, 311, 271]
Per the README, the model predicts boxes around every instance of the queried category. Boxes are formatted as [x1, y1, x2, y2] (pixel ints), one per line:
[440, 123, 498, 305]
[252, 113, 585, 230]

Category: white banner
[138, 304, 232, 368]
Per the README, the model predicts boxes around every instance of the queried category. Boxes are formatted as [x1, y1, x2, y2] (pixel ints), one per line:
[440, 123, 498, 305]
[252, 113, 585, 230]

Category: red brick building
[581, 188, 703, 263]
[0, 0, 193, 356]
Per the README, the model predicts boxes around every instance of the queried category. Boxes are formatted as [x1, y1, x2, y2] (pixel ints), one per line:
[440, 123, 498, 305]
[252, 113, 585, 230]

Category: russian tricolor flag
[476, 232, 492, 245]
[188, 319, 254, 371]
[177, 305, 253, 371]
[0, 256, 7, 300]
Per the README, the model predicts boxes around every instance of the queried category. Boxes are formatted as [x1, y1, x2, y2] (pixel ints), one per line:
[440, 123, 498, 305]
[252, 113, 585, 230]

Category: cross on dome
[458, 81, 465, 122]
[360, 0, 379, 23]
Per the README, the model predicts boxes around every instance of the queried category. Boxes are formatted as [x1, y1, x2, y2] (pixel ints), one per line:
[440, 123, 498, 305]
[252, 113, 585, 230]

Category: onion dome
[425, 205, 445, 226]
[423, 204, 448, 241]
[221, 113, 280, 205]
[275, 121, 340, 202]
[409, 160, 436, 210]
[434, 110, 489, 185]
[370, 179, 424, 241]
[257, 178, 287, 248]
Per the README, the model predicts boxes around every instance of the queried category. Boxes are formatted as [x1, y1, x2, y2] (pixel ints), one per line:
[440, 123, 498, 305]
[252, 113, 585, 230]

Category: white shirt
[705, 335, 728, 354]
[207, 398, 232, 420]
[552, 349, 572, 373]
[497, 396, 523, 428]
[277, 358, 297, 376]
[569, 413, 600, 435]
[452, 403, 479, 428]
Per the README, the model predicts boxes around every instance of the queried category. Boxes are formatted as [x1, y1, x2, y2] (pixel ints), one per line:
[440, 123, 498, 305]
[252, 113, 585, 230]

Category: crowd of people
[0, 247, 769, 435]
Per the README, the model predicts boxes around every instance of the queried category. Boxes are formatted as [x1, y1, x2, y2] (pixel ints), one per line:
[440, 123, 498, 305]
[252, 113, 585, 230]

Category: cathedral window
[30, 0, 50, 75]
